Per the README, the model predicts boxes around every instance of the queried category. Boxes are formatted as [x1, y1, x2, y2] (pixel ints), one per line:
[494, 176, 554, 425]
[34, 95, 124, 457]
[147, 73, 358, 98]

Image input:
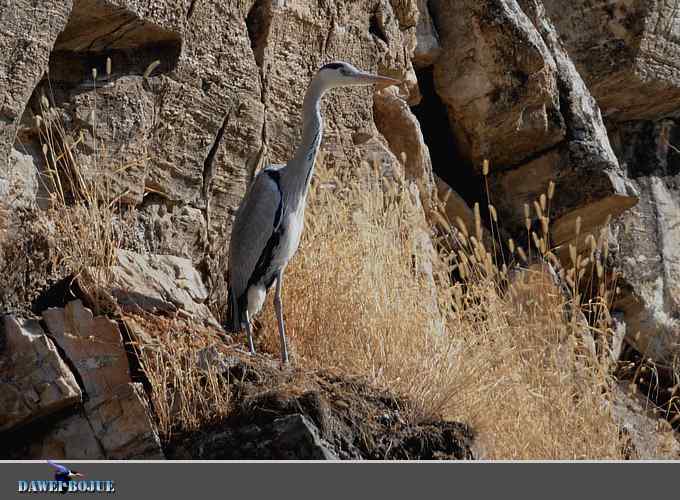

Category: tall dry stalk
[34, 62, 137, 313]
[130, 314, 231, 440]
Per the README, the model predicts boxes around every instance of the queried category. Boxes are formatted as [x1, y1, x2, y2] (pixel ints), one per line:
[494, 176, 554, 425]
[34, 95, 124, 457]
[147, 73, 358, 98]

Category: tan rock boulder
[488, 0, 638, 249]
[434, 175, 476, 238]
[38, 300, 164, 459]
[105, 249, 218, 326]
[42, 300, 131, 399]
[374, 86, 435, 207]
[0, 316, 81, 432]
[429, 0, 565, 169]
[489, 147, 637, 248]
[543, 0, 680, 121]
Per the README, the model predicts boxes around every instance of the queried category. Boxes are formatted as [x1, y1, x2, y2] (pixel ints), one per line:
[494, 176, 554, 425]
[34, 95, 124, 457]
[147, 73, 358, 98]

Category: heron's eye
[339, 68, 350, 76]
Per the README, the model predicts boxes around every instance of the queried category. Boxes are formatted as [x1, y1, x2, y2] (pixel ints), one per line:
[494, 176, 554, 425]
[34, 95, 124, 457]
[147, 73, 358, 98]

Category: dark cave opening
[410, 67, 484, 209]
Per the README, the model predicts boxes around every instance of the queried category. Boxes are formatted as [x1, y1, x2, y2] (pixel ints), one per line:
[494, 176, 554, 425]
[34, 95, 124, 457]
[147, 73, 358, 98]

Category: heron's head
[316, 61, 400, 90]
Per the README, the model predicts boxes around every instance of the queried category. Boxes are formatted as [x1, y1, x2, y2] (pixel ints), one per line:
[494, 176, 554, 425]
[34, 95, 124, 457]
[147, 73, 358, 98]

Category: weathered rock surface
[42, 300, 132, 399]
[106, 249, 218, 326]
[0, 315, 81, 432]
[1, 0, 438, 318]
[0, 0, 73, 173]
[36, 0, 261, 245]
[543, 0, 680, 121]
[9, 382, 164, 460]
[487, 0, 638, 249]
[374, 86, 435, 206]
[4, 0, 680, 461]
[609, 119, 680, 363]
[186, 412, 339, 461]
[3, 147, 41, 209]
[0, 209, 67, 317]
[250, 0, 418, 176]
[429, 0, 564, 169]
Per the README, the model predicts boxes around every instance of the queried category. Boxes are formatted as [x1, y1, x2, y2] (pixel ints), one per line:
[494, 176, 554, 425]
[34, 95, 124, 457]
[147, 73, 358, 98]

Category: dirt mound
[166, 358, 474, 460]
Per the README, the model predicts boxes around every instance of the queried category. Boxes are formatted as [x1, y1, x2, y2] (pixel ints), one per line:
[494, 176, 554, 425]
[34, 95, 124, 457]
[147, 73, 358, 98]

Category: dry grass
[33, 79, 137, 314]
[256, 159, 626, 459]
[257, 163, 464, 422]
[126, 313, 232, 439]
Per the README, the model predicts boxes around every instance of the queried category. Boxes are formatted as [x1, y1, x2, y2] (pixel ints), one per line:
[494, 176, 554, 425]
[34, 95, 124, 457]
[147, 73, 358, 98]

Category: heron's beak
[356, 72, 401, 88]
[72, 473, 84, 478]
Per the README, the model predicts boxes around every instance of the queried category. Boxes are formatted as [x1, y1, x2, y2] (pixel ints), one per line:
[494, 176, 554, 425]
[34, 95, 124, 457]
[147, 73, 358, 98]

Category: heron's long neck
[287, 79, 325, 205]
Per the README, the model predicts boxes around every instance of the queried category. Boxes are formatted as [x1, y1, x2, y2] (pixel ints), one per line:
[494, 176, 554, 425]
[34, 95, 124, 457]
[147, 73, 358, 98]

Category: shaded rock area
[608, 119, 680, 364]
[168, 360, 474, 461]
[0, 209, 65, 317]
[610, 383, 680, 460]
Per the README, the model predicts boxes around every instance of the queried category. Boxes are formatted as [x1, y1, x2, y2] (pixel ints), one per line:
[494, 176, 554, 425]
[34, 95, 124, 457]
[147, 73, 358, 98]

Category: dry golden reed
[132, 314, 231, 440]
[256, 160, 625, 459]
[35, 90, 123, 313]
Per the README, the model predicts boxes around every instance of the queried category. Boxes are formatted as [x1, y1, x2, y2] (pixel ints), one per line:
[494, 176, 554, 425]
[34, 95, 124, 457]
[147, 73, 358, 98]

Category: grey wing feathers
[228, 167, 283, 298]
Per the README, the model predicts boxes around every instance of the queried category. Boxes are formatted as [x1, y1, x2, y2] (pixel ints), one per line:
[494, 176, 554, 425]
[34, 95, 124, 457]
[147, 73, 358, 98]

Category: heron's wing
[228, 167, 284, 297]
[48, 460, 70, 474]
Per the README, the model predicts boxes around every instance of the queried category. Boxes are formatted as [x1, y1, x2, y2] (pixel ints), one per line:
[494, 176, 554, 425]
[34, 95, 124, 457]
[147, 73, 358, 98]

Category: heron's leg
[244, 310, 256, 355]
[274, 271, 289, 364]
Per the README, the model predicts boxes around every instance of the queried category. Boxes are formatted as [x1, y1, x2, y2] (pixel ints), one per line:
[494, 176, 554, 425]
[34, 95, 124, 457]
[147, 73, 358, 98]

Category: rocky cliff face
[1, 0, 434, 310]
[2, 0, 680, 458]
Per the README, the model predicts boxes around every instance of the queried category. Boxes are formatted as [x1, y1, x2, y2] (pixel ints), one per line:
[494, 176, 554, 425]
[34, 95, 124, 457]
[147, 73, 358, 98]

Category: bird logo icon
[47, 461, 84, 494]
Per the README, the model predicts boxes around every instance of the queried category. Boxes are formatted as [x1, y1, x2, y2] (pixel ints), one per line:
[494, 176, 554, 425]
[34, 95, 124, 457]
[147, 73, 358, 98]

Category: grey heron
[225, 61, 400, 364]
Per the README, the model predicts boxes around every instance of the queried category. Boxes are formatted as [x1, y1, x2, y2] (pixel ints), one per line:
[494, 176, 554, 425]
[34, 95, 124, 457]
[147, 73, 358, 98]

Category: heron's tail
[224, 283, 243, 333]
